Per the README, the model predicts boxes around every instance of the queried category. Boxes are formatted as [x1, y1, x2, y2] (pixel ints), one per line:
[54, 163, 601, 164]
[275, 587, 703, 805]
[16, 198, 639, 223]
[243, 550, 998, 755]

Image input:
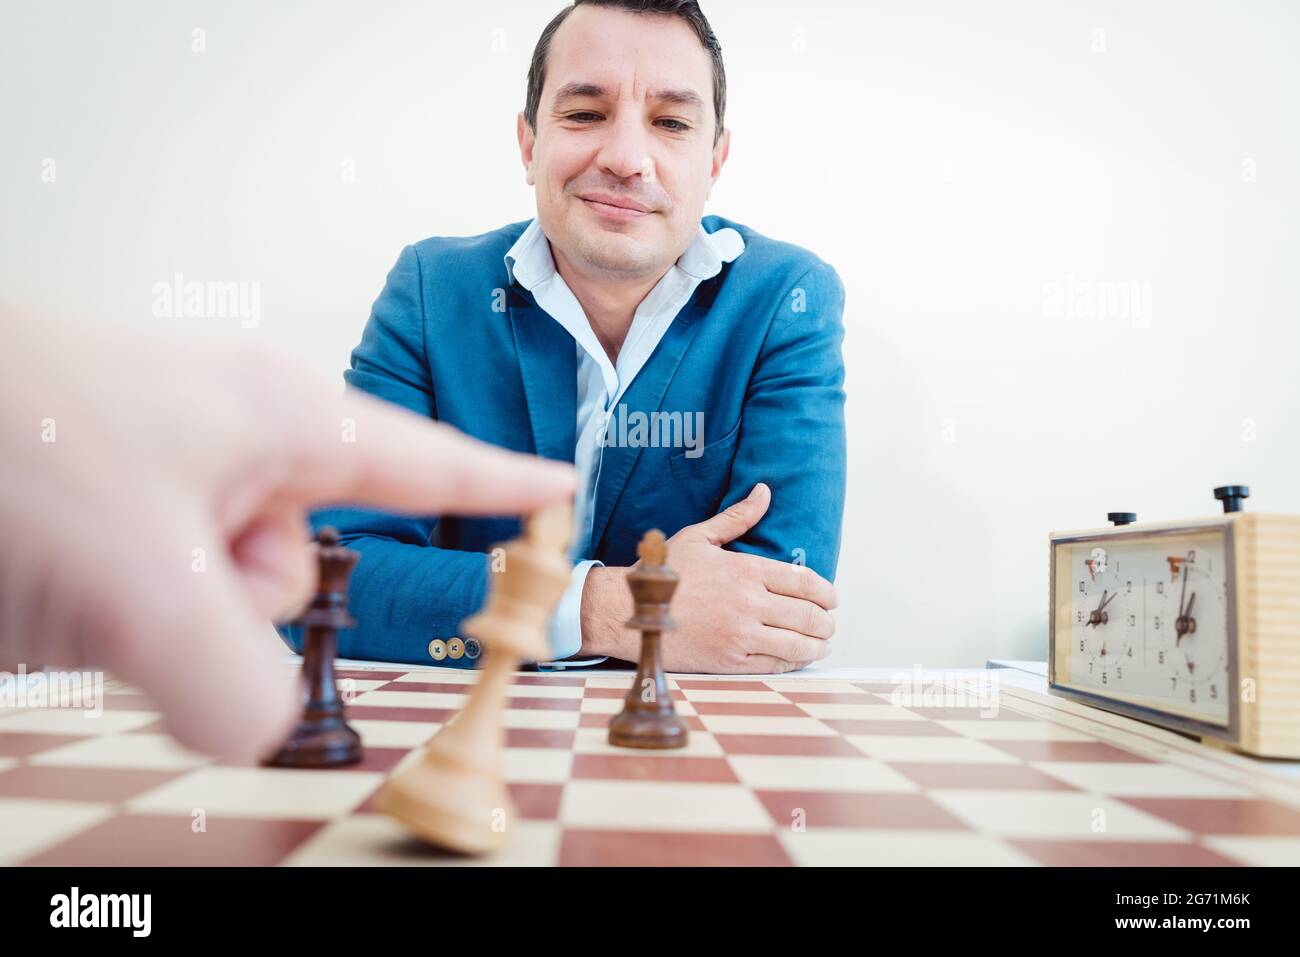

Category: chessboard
[2, 664, 1299, 866]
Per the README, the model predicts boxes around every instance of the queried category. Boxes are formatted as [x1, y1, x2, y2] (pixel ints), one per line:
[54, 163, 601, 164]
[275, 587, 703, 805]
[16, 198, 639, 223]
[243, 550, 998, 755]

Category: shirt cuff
[544, 559, 603, 661]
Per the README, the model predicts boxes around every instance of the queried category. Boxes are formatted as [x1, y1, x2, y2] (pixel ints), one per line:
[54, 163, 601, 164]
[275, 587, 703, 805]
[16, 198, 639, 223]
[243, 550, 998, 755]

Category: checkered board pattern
[2, 666, 1299, 866]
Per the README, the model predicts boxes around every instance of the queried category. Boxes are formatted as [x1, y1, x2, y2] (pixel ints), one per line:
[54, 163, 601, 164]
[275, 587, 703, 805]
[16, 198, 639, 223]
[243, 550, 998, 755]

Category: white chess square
[728, 755, 919, 793]
[845, 735, 1019, 764]
[698, 715, 838, 736]
[0, 798, 114, 864]
[927, 790, 1192, 841]
[127, 767, 383, 820]
[1030, 762, 1253, 798]
[29, 733, 211, 771]
[560, 780, 772, 832]
[283, 813, 560, 866]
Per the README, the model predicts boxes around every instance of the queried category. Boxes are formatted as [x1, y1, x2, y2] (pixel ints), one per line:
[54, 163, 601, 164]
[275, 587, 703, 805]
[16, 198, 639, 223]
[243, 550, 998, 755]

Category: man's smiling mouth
[577, 192, 655, 221]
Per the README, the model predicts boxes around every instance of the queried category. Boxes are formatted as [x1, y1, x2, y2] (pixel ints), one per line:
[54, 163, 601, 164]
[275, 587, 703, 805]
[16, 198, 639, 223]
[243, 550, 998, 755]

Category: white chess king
[376, 503, 572, 855]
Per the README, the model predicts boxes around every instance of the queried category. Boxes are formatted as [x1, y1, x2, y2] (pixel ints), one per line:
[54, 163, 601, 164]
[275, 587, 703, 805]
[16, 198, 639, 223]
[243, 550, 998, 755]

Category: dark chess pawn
[608, 529, 689, 749]
[265, 527, 363, 768]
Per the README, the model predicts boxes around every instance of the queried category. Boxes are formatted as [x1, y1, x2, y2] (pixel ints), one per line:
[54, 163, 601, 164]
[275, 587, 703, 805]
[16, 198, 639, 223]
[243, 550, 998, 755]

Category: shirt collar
[504, 218, 745, 291]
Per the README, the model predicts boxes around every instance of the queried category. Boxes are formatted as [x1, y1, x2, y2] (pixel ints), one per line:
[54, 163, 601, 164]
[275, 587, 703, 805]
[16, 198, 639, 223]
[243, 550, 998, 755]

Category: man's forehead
[544, 5, 713, 103]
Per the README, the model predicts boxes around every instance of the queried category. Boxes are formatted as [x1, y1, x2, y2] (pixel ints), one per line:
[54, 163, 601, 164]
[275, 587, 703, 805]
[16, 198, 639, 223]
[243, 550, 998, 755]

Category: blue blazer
[281, 216, 846, 666]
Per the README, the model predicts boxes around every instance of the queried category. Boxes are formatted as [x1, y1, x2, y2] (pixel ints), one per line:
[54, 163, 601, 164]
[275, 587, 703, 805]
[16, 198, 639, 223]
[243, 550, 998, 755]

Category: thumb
[690, 483, 771, 546]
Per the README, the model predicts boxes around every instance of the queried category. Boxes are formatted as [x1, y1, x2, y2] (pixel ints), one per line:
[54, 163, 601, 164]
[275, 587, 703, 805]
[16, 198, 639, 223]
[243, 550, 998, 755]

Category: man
[291, 0, 847, 673]
[1, 312, 576, 760]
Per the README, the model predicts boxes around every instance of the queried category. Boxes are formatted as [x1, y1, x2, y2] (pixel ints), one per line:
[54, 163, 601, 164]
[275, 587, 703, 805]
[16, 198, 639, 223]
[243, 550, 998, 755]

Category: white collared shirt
[503, 217, 745, 663]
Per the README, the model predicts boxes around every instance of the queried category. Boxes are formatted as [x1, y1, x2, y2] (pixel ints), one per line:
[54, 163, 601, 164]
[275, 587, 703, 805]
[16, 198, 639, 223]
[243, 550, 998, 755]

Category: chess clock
[1049, 486, 1300, 758]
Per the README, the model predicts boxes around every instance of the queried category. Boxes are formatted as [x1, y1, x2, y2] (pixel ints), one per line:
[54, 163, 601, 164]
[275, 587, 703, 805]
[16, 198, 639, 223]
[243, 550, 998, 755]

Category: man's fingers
[286, 388, 576, 517]
[109, 515, 299, 761]
[735, 653, 813, 675]
[748, 626, 832, 664]
[688, 483, 771, 546]
[228, 505, 314, 621]
[758, 559, 837, 609]
[761, 594, 836, 639]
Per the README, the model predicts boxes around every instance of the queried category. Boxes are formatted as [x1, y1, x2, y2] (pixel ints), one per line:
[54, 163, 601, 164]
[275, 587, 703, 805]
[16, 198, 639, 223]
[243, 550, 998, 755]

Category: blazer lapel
[588, 280, 716, 551]
[508, 293, 577, 464]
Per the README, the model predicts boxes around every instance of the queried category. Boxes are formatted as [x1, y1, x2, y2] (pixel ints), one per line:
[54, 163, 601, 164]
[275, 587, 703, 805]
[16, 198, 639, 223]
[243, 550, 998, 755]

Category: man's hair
[524, 0, 726, 144]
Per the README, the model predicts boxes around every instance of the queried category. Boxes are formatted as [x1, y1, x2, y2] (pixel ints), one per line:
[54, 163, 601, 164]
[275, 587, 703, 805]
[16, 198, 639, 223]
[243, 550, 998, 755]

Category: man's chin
[572, 230, 665, 277]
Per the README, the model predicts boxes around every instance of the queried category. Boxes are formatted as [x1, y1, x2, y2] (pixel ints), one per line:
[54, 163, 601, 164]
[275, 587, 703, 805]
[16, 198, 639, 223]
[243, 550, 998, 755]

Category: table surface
[1, 660, 1298, 866]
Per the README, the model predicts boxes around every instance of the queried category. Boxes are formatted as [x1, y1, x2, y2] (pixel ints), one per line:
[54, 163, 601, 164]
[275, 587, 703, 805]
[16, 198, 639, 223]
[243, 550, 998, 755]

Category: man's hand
[1, 315, 576, 762]
[580, 484, 837, 673]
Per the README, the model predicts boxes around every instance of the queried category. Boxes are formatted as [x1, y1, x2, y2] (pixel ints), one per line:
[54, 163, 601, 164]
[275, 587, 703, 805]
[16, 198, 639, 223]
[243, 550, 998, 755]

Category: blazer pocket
[669, 418, 741, 478]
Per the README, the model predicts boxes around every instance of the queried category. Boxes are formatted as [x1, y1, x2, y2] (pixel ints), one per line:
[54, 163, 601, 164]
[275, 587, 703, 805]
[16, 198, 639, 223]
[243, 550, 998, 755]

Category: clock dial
[1151, 548, 1229, 709]
[1073, 547, 1140, 688]
[1056, 527, 1232, 726]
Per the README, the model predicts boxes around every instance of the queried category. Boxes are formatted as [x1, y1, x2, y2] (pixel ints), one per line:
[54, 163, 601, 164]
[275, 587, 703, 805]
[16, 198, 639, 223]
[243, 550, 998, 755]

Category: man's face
[518, 6, 729, 282]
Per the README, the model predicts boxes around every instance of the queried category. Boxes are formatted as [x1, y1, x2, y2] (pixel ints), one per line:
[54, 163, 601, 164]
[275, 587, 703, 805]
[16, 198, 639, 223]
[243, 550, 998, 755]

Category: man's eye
[657, 119, 690, 132]
[566, 112, 603, 123]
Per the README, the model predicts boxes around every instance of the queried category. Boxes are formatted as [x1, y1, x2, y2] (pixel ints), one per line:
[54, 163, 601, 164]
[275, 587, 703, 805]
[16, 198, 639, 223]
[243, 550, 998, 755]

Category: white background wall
[3, 1, 1297, 667]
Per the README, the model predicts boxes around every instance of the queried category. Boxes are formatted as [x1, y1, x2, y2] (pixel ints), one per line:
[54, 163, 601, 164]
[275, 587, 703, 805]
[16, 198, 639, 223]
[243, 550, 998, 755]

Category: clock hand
[1087, 589, 1110, 627]
[1176, 592, 1197, 645]
[1177, 554, 1190, 618]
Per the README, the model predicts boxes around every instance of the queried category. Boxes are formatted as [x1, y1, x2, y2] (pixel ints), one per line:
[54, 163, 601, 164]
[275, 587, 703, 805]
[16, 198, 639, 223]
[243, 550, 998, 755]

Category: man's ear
[707, 127, 730, 196]
[517, 112, 536, 186]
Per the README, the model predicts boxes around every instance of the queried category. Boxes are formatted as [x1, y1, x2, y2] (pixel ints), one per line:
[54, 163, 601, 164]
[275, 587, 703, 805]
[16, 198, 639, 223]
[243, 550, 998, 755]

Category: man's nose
[594, 108, 653, 181]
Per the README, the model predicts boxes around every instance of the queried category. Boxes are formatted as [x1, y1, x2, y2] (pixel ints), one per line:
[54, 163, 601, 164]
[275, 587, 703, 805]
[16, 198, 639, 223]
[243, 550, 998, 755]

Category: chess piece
[608, 529, 689, 749]
[266, 527, 362, 768]
[377, 503, 572, 855]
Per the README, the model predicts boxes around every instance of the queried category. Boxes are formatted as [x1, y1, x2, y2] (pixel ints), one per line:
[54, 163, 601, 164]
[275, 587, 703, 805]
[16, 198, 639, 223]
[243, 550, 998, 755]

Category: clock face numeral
[1063, 531, 1230, 724]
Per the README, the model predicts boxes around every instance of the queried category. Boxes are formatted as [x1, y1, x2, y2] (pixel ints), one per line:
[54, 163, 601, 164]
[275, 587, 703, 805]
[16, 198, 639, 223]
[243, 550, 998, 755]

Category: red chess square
[984, 740, 1154, 763]
[505, 696, 582, 712]
[558, 829, 792, 866]
[1118, 798, 1300, 836]
[341, 747, 411, 774]
[690, 701, 807, 717]
[886, 762, 1082, 791]
[1009, 840, 1243, 867]
[507, 782, 564, 820]
[506, 728, 577, 749]
[0, 765, 186, 802]
[755, 791, 970, 830]
[778, 692, 891, 705]
[23, 814, 324, 866]
[712, 734, 864, 757]
[0, 732, 88, 759]
[571, 754, 738, 784]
